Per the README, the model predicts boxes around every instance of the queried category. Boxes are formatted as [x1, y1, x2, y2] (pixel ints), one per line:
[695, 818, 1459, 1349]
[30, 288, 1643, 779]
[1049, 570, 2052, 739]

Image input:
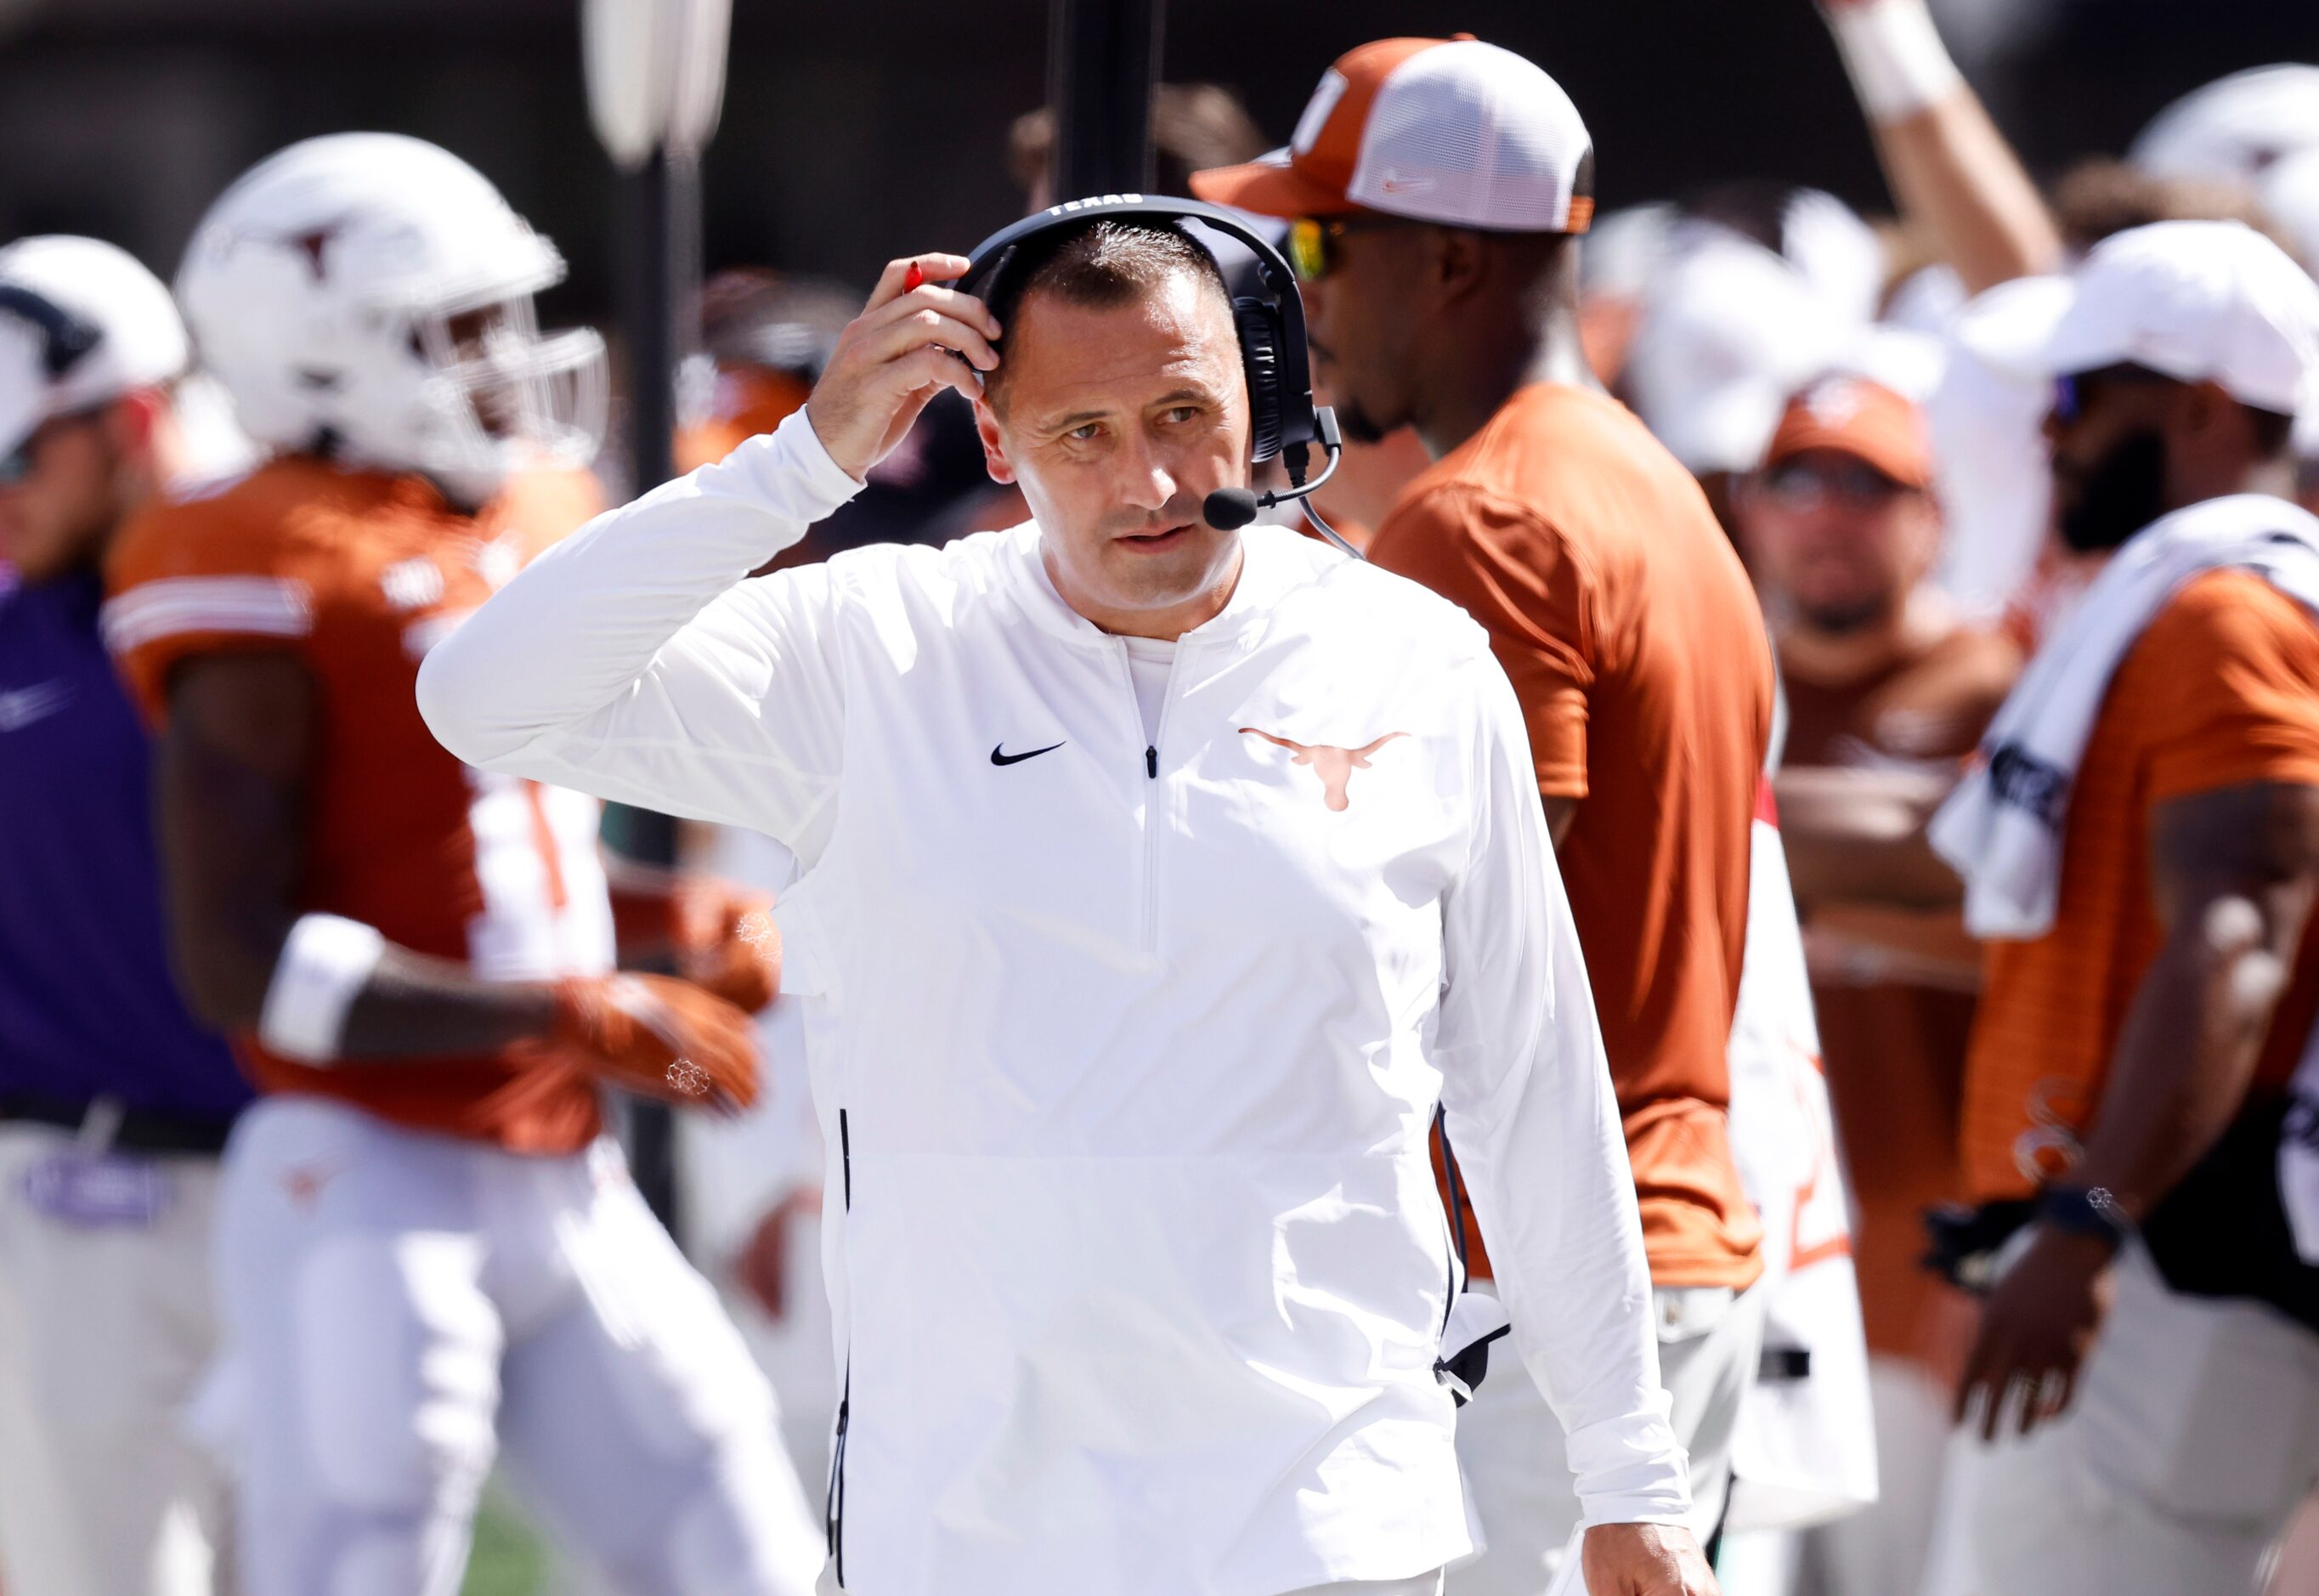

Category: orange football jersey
[105, 458, 614, 1153]
[1965, 569, 2319, 1199]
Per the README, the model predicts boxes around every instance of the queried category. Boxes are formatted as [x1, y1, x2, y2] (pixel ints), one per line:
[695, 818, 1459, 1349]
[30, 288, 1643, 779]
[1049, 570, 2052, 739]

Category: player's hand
[672, 879, 782, 1014]
[550, 973, 761, 1115]
[1953, 1225, 2114, 1442]
[1581, 1523, 1720, 1594]
[807, 254, 999, 480]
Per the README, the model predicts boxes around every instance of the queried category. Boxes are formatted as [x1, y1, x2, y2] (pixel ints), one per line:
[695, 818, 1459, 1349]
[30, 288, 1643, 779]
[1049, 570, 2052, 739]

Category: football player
[103, 133, 821, 1596]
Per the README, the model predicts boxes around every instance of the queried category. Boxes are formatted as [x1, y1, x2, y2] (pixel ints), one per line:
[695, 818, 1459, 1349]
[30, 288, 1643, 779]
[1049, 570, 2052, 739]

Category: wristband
[2035, 1184, 2133, 1251]
[1829, 0, 1965, 122]
[257, 913, 387, 1063]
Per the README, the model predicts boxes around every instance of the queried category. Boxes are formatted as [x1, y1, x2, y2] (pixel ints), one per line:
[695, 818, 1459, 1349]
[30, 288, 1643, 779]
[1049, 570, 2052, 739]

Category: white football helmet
[176, 132, 605, 503]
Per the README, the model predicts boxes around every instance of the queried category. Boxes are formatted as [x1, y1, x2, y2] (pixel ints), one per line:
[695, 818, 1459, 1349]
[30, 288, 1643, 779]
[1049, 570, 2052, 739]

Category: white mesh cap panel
[1346, 40, 1592, 231]
[1292, 70, 1350, 157]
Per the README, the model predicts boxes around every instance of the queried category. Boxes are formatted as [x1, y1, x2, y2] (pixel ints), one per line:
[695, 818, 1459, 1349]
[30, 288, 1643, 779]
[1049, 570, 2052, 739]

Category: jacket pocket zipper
[827, 1373, 851, 1583]
[826, 1108, 852, 1585]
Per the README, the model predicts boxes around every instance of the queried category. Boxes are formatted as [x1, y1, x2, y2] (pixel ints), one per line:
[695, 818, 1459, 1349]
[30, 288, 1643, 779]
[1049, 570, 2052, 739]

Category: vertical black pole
[628, 150, 675, 502]
[1046, 0, 1165, 201]
[614, 143, 702, 1236]
[625, 146, 704, 499]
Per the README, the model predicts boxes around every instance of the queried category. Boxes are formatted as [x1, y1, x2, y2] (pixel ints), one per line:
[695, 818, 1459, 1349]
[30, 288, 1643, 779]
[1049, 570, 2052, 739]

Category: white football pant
[1919, 1243, 2319, 1596]
[1453, 1279, 1766, 1595]
[0, 1122, 233, 1596]
[212, 1095, 823, 1596]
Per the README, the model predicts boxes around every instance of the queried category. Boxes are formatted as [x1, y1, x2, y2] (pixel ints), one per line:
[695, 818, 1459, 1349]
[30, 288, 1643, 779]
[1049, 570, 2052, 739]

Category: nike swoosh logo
[991, 741, 1065, 767]
[0, 681, 71, 733]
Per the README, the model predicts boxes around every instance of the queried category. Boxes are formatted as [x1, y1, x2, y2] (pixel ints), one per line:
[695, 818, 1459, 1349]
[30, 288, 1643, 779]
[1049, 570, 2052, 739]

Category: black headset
[0, 284, 102, 379]
[959, 195, 1321, 462]
[956, 194, 1350, 547]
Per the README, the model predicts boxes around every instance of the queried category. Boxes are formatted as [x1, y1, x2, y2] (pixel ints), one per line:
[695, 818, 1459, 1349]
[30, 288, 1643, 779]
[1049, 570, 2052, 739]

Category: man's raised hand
[806, 254, 1000, 481]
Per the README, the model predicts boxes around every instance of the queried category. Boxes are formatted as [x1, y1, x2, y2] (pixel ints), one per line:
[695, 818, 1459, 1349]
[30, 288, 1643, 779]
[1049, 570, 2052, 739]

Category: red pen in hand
[902, 262, 925, 292]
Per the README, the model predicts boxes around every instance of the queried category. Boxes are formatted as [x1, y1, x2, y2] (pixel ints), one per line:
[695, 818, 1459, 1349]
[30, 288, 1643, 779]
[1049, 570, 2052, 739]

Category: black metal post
[612, 143, 703, 1235]
[623, 144, 702, 503]
[1046, 0, 1164, 201]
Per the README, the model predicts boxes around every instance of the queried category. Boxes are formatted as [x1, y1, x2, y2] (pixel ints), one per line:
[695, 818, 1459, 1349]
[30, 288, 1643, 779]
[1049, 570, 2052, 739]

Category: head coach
[418, 198, 1713, 1596]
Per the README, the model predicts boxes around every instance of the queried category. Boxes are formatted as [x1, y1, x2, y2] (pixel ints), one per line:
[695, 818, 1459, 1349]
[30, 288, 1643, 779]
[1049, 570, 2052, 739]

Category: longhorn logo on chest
[1238, 727, 1409, 812]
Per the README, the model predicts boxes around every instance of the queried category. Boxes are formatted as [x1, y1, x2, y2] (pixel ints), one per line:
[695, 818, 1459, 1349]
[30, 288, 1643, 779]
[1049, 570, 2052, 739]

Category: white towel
[1928, 494, 2319, 940]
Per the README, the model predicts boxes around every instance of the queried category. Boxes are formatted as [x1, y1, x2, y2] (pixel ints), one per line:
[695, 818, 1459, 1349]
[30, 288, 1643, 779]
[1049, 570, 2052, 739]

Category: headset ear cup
[1234, 298, 1285, 463]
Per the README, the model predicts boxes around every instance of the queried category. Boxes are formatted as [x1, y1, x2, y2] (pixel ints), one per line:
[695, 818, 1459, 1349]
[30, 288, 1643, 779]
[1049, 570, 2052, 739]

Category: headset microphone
[1202, 408, 1360, 559]
[1196, 488, 1268, 531]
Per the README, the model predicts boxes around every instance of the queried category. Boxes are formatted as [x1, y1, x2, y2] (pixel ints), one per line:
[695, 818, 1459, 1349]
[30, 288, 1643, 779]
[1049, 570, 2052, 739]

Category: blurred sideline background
[2, 0, 2311, 320]
[3, 2, 2315, 1593]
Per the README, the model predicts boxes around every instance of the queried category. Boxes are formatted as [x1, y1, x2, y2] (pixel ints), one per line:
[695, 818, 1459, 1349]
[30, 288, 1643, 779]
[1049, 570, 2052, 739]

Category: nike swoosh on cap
[991, 741, 1065, 767]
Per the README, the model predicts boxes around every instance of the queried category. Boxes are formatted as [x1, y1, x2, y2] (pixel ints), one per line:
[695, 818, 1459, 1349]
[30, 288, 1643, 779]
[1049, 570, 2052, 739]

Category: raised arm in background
[1819, 0, 2065, 295]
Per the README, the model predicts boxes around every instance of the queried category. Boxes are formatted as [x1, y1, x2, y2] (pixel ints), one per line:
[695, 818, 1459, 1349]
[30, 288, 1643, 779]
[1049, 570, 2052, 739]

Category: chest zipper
[827, 1108, 852, 1585]
[1114, 640, 1180, 955]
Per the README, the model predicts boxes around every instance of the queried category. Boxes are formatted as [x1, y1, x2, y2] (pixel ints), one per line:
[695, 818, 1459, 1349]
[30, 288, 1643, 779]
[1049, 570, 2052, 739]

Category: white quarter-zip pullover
[417, 410, 1689, 1596]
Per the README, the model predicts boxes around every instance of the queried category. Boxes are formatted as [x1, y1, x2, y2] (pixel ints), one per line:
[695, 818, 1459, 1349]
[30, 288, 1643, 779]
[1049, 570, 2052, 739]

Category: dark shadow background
[0, 0, 2311, 320]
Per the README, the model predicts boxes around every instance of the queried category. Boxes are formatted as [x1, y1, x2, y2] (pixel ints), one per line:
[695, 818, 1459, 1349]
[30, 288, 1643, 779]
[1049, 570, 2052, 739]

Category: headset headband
[0, 284, 102, 380]
[956, 194, 1318, 458]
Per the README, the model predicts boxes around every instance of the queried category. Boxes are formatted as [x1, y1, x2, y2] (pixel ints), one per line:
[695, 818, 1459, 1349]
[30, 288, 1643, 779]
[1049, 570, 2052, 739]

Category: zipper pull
[1145, 745, 1158, 779]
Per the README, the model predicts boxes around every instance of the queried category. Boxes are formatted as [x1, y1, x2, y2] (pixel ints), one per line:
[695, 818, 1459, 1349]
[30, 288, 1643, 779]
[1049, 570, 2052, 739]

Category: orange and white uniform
[106, 459, 614, 1147]
[103, 461, 822, 1596]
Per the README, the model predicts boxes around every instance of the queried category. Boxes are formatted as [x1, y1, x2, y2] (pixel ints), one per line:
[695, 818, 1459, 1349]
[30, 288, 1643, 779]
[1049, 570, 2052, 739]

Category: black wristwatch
[2035, 1184, 2134, 1251]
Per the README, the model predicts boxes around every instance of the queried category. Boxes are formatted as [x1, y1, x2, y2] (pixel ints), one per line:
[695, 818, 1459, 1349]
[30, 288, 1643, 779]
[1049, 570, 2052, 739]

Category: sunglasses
[1758, 458, 1912, 508]
[1286, 213, 1409, 284]
[2050, 365, 2174, 425]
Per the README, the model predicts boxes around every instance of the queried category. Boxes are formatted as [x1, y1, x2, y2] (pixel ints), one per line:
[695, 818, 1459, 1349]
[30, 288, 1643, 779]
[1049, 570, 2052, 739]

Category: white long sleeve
[417, 409, 865, 851]
[417, 433, 1690, 1582]
[1435, 660, 1691, 1529]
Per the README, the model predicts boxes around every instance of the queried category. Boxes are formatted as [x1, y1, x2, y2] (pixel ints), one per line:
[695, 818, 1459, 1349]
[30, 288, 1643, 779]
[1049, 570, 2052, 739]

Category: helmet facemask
[392, 291, 607, 505]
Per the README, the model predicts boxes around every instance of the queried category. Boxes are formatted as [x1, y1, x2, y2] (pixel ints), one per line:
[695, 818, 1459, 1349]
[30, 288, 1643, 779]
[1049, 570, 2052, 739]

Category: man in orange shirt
[1198, 38, 1760, 1596]
[1920, 221, 2319, 1595]
[1737, 375, 2018, 1593]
